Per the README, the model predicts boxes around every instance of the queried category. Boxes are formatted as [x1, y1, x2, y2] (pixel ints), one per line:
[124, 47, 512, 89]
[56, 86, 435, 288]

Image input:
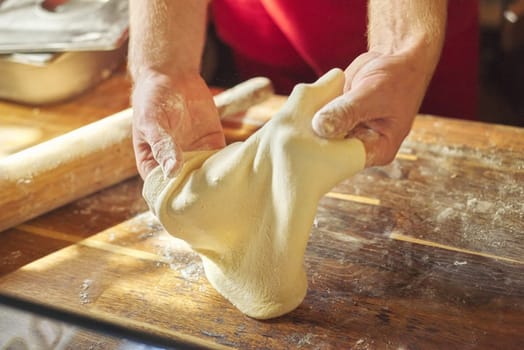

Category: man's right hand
[131, 70, 226, 179]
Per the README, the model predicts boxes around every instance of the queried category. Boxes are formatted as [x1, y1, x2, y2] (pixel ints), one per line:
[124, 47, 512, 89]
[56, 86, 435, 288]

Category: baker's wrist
[130, 64, 201, 88]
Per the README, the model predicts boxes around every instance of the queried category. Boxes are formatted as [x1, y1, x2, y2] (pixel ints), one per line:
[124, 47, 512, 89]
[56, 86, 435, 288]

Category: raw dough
[143, 68, 366, 319]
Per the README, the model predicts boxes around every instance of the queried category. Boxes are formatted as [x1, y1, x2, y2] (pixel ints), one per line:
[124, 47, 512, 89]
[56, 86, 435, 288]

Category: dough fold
[143, 68, 366, 319]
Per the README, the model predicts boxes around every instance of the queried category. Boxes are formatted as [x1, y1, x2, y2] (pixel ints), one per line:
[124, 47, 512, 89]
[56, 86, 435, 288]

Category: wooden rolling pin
[0, 78, 273, 233]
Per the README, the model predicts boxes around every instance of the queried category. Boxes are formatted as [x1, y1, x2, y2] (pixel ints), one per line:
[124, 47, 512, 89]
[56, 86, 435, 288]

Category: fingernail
[320, 114, 338, 135]
[313, 111, 344, 138]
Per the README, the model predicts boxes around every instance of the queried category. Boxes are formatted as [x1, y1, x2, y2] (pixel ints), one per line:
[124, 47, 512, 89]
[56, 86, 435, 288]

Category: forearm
[368, 0, 447, 81]
[128, 0, 210, 81]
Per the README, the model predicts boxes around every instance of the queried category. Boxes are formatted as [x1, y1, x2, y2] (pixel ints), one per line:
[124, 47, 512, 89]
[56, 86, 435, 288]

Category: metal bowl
[0, 0, 128, 105]
[0, 43, 127, 105]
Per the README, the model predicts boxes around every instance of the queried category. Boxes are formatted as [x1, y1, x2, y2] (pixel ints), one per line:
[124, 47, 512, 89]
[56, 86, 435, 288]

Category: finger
[133, 133, 159, 179]
[311, 94, 362, 139]
[312, 75, 390, 139]
[311, 82, 406, 167]
[348, 123, 399, 167]
[149, 127, 184, 178]
[133, 124, 183, 179]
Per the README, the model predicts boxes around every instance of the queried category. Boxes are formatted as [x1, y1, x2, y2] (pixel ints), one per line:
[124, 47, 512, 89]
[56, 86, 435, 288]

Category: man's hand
[129, 0, 217, 179]
[312, 51, 428, 166]
[313, 0, 447, 167]
[132, 71, 226, 179]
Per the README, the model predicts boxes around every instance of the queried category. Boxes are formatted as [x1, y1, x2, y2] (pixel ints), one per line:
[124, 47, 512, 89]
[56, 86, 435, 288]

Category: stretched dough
[143, 69, 365, 319]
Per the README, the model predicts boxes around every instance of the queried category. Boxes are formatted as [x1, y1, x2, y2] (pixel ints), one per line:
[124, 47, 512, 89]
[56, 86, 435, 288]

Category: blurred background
[479, 0, 524, 126]
[0, 0, 522, 127]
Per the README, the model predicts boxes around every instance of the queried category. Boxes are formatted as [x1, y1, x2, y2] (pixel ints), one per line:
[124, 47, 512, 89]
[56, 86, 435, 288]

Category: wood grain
[0, 69, 523, 348]
[1, 135, 523, 348]
[1, 199, 522, 349]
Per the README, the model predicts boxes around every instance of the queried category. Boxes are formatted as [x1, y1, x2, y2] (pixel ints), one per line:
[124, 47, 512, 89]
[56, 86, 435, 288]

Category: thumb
[311, 87, 396, 167]
[311, 91, 367, 139]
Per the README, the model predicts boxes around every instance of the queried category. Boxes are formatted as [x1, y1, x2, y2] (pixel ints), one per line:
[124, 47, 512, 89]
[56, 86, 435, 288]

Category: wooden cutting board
[1, 112, 523, 348]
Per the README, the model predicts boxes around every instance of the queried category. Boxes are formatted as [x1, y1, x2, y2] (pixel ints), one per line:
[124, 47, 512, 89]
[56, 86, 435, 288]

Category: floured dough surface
[143, 69, 365, 319]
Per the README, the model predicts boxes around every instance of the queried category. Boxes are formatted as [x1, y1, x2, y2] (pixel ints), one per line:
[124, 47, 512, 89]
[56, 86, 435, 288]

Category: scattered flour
[79, 279, 93, 305]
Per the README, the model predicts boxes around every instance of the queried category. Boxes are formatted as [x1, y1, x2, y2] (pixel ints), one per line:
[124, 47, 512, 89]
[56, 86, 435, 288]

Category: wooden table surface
[0, 67, 523, 349]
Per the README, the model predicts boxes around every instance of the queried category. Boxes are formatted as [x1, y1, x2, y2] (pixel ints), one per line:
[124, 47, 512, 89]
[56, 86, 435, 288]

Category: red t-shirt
[212, 0, 478, 119]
